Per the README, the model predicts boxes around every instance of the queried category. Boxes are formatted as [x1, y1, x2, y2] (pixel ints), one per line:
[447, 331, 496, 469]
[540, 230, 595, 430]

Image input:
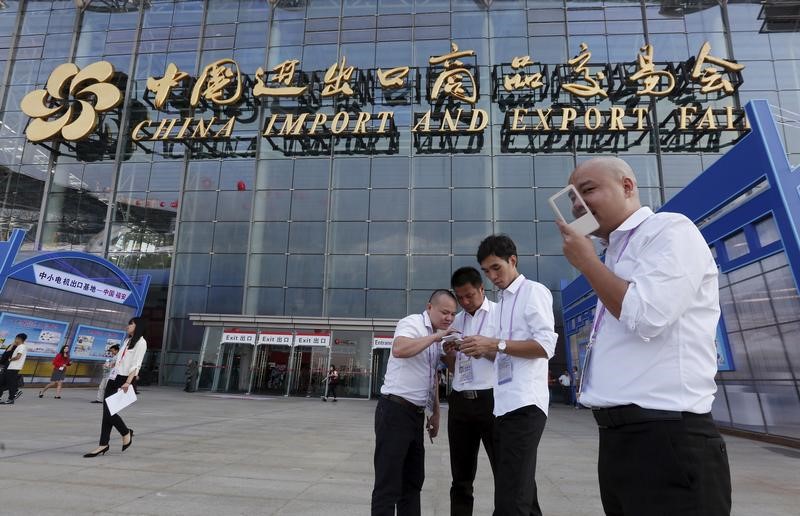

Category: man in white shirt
[460, 235, 558, 516]
[0, 333, 28, 405]
[372, 289, 457, 516]
[441, 267, 497, 515]
[557, 370, 571, 405]
[557, 157, 731, 516]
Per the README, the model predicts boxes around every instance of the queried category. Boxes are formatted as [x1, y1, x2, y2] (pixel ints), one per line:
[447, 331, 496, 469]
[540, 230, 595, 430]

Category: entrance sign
[0, 312, 70, 357]
[372, 336, 393, 349]
[20, 41, 747, 159]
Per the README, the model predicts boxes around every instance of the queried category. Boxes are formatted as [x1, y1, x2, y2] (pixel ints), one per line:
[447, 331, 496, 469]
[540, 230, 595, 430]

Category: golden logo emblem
[20, 61, 123, 142]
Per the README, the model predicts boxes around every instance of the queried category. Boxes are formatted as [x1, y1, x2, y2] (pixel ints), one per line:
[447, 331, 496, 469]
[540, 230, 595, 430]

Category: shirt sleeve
[523, 282, 558, 359]
[393, 314, 424, 340]
[619, 217, 712, 340]
[129, 338, 148, 375]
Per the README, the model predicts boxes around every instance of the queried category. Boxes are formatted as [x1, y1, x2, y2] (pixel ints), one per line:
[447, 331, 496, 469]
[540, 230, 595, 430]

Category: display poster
[70, 324, 127, 361]
[0, 312, 70, 357]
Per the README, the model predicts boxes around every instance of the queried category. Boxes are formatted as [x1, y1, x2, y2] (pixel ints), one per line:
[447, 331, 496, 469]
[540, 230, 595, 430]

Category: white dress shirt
[115, 337, 147, 377]
[381, 311, 440, 406]
[7, 343, 27, 370]
[493, 274, 558, 417]
[451, 297, 497, 392]
[580, 207, 720, 413]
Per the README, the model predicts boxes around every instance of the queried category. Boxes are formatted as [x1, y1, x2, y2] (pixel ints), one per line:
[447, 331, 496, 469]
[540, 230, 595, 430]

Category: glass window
[331, 190, 369, 220]
[368, 255, 408, 289]
[210, 254, 246, 286]
[410, 255, 451, 290]
[206, 286, 243, 314]
[411, 222, 450, 254]
[495, 222, 537, 255]
[170, 286, 208, 317]
[216, 191, 253, 221]
[333, 158, 370, 188]
[257, 160, 293, 189]
[370, 190, 408, 221]
[453, 155, 490, 187]
[452, 189, 491, 221]
[755, 217, 780, 247]
[253, 190, 291, 221]
[452, 11, 488, 39]
[173, 253, 211, 285]
[369, 222, 408, 254]
[248, 254, 287, 287]
[286, 255, 324, 288]
[178, 222, 214, 253]
[246, 287, 284, 315]
[327, 289, 366, 317]
[494, 188, 535, 221]
[290, 190, 328, 221]
[372, 158, 410, 188]
[289, 222, 327, 254]
[212, 222, 249, 253]
[329, 222, 368, 253]
[181, 191, 217, 221]
[495, 156, 533, 187]
[285, 288, 323, 316]
[413, 156, 450, 187]
[452, 221, 492, 255]
[412, 189, 450, 220]
[366, 290, 407, 318]
[731, 274, 775, 330]
[490, 10, 527, 37]
[328, 255, 366, 288]
[764, 266, 800, 324]
[724, 231, 749, 261]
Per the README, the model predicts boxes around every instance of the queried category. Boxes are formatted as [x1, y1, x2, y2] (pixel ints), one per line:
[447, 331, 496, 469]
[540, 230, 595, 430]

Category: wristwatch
[497, 340, 507, 353]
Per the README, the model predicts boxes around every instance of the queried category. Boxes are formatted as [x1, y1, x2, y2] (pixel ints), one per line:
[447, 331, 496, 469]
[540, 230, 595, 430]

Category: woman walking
[322, 365, 339, 402]
[84, 318, 147, 458]
[39, 345, 72, 399]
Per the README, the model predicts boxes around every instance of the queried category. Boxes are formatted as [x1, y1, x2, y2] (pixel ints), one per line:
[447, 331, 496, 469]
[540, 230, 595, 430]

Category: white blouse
[115, 337, 147, 377]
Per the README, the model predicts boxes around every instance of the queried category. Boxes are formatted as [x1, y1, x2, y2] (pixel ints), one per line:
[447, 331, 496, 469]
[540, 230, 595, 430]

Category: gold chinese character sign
[430, 42, 478, 104]
[20, 61, 123, 142]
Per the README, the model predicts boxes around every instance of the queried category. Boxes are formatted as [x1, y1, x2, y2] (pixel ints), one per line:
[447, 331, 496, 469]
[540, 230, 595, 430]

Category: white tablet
[548, 184, 600, 236]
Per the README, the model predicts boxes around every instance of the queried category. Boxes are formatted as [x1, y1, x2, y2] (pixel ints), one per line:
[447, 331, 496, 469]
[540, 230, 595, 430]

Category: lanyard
[499, 279, 525, 340]
[460, 309, 488, 337]
[424, 313, 437, 388]
[589, 225, 642, 341]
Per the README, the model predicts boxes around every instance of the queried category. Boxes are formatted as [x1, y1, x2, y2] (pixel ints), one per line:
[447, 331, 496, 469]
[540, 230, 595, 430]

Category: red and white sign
[295, 332, 331, 347]
[372, 336, 394, 349]
[258, 332, 293, 346]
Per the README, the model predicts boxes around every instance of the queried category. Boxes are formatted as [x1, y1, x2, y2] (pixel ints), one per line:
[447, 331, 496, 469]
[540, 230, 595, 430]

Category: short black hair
[428, 289, 456, 305]
[108, 344, 120, 352]
[451, 267, 483, 289]
[16, 333, 27, 341]
[477, 234, 517, 263]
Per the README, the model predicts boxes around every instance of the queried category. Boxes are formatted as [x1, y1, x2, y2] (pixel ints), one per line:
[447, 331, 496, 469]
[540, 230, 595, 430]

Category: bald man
[557, 157, 731, 516]
[372, 290, 458, 516]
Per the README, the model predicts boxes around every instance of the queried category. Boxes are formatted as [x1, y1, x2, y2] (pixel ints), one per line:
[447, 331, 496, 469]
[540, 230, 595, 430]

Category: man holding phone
[372, 290, 457, 516]
[459, 235, 558, 516]
[442, 267, 497, 516]
[557, 157, 731, 516]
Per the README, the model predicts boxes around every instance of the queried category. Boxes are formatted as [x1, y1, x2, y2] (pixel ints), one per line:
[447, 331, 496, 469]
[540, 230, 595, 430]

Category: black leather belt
[452, 388, 493, 400]
[382, 394, 425, 414]
[592, 405, 683, 428]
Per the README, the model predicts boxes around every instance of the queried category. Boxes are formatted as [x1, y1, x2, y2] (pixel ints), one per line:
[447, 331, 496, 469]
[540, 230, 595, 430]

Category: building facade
[0, 1, 798, 406]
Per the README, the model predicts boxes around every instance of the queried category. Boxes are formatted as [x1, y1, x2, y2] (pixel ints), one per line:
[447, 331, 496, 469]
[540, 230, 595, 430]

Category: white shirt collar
[602, 206, 654, 246]
[471, 295, 491, 316]
[503, 273, 526, 295]
[422, 309, 433, 331]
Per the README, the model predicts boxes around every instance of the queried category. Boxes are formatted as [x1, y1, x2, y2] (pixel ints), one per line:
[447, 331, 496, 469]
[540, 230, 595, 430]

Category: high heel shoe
[83, 445, 109, 458]
[38, 391, 43, 398]
[122, 429, 134, 452]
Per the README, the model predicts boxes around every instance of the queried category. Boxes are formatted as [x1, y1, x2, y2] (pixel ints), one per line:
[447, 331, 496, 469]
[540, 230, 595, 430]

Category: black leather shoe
[90, 400, 102, 404]
[122, 429, 134, 452]
[83, 445, 109, 458]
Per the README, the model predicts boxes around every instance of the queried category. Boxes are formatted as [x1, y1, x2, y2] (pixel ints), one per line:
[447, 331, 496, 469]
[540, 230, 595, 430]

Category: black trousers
[99, 376, 131, 446]
[329, 382, 337, 399]
[3, 369, 19, 399]
[447, 389, 496, 516]
[493, 404, 547, 516]
[598, 411, 731, 516]
[372, 396, 425, 516]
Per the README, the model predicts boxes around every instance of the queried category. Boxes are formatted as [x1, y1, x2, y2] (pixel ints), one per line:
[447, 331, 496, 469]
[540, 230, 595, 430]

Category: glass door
[371, 347, 391, 398]
[289, 345, 329, 397]
[251, 344, 291, 395]
[213, 342, 254, 393]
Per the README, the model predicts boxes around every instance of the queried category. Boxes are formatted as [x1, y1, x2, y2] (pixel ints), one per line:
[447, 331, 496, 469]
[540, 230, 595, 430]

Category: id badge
[457, 354, 474, 384]
[108, 367, 118, 381]
[497, 355, 513, 385]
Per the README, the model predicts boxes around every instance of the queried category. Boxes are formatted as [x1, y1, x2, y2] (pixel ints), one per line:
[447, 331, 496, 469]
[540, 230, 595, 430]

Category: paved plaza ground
[0, 387, 798, 515]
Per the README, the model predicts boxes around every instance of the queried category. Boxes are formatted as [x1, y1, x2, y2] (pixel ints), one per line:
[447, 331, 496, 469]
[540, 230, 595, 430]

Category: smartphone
[548, 184, 600, 236]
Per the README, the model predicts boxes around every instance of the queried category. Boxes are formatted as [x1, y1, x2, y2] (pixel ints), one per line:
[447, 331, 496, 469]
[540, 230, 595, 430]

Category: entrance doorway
[213, 342, 254, 393]
[251, 345, 291, 395]
[289, 345, 329, 398]
[371, 347, 391, 398]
